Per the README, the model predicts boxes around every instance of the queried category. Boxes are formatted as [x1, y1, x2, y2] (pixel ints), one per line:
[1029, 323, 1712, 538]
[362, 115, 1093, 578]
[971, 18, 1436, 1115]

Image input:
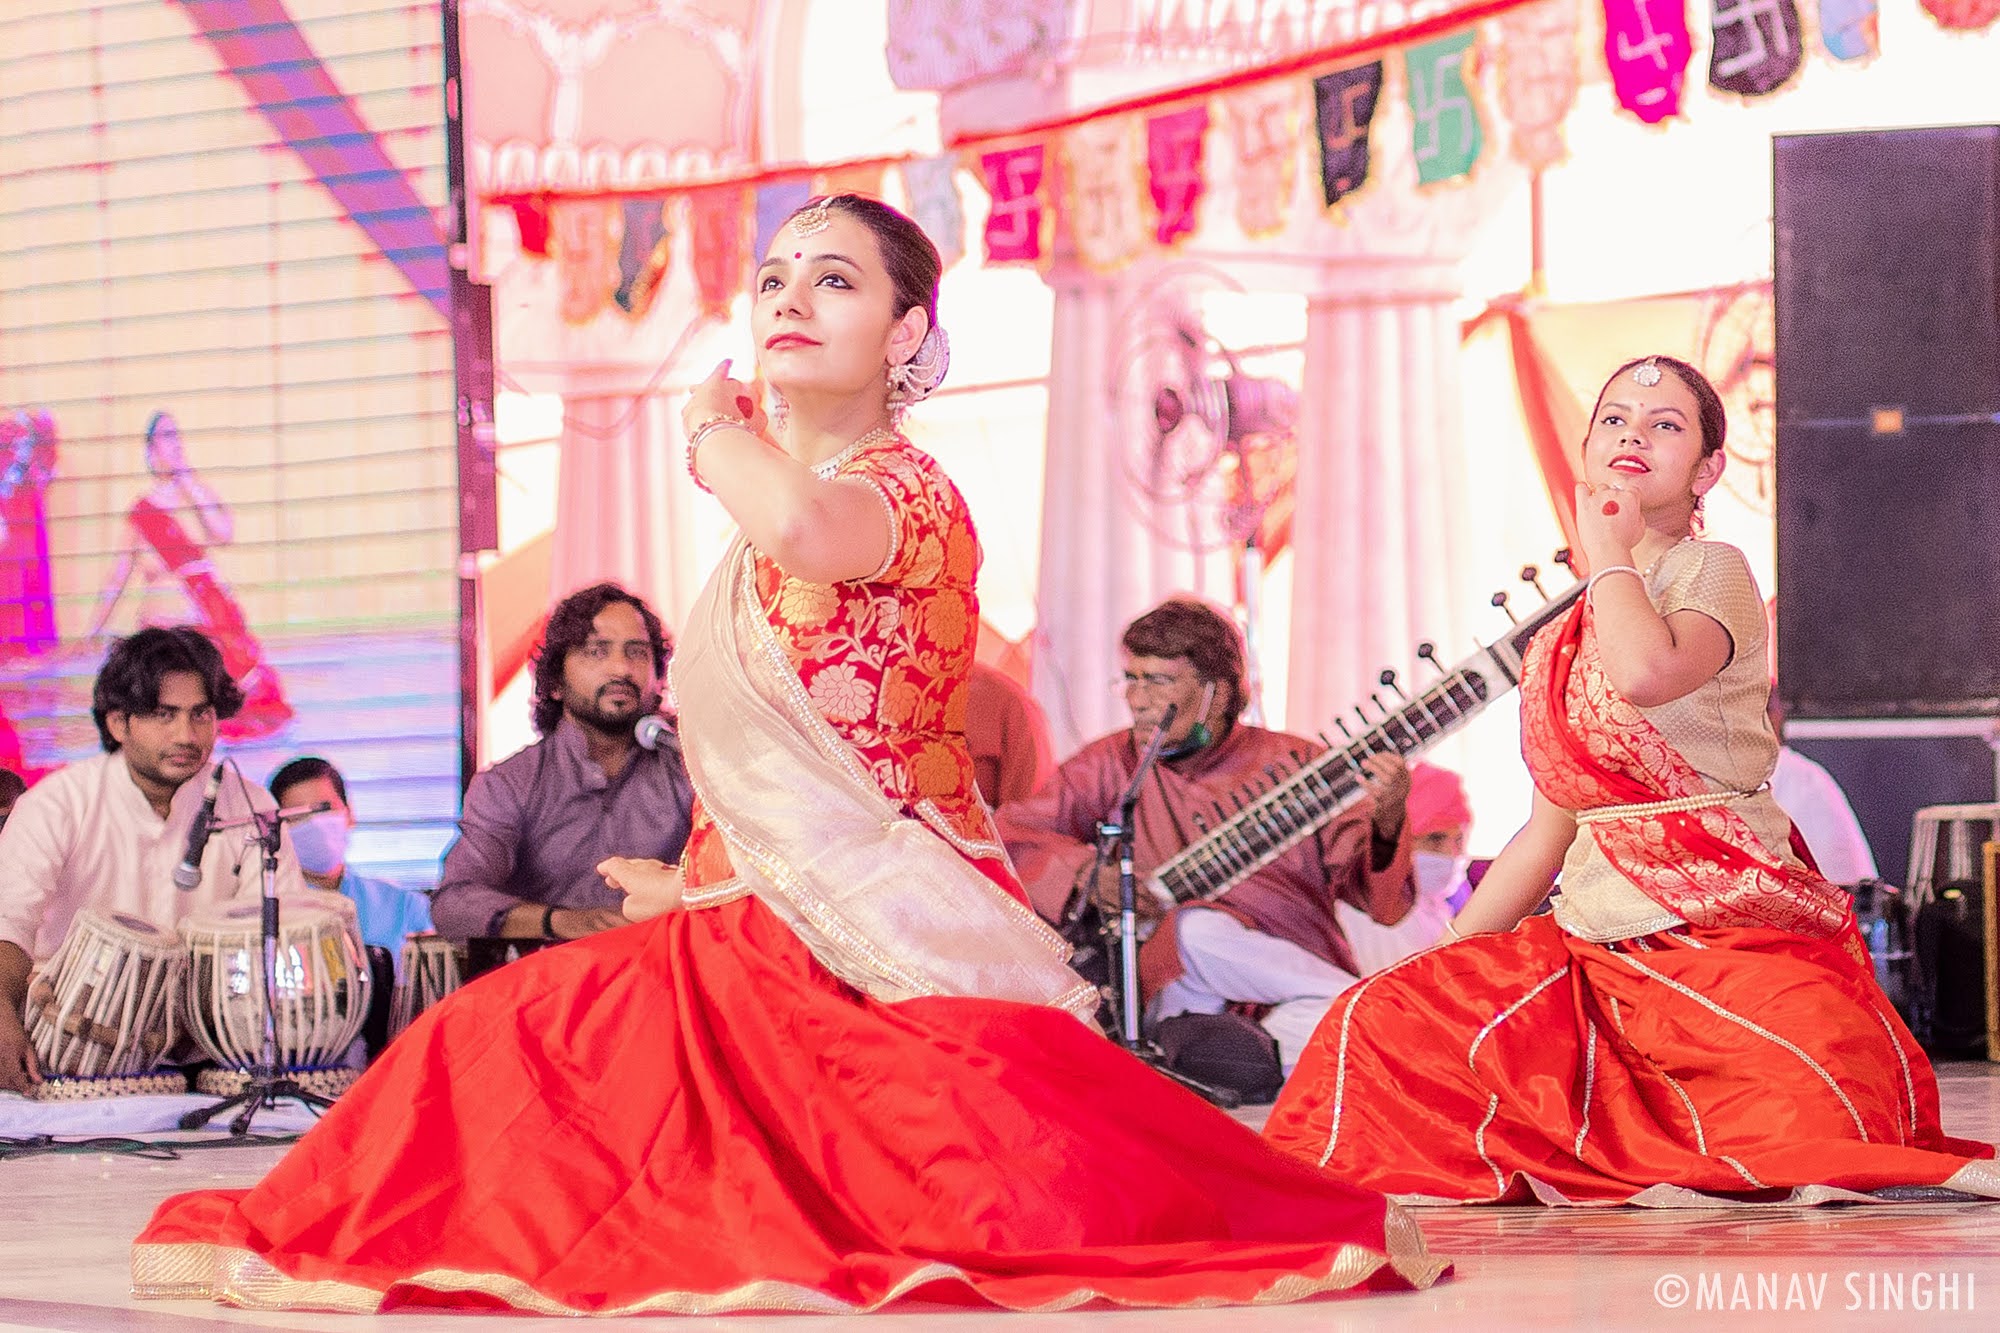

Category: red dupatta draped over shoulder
[1520, 598, 1851, 940]
[1264, 596, 1999, 1207]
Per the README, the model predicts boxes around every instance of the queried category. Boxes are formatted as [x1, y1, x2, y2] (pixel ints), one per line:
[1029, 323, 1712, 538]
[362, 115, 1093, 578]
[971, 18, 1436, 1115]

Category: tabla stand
[1079, 704, 1241, 1109]
[179, 797, 338, 1136]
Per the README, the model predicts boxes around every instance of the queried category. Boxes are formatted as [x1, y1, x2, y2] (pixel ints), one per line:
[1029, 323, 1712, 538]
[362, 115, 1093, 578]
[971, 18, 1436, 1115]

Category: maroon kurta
[997, 724, 1413, 991]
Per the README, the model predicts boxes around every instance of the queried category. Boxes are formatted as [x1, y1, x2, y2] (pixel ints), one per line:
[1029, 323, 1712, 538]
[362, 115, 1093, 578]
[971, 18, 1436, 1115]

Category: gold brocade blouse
[1550, 540, 1804, 942]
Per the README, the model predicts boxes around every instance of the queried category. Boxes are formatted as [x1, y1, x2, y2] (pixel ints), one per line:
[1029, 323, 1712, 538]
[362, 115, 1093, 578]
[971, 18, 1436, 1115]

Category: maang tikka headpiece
[788, 196, 834, 238]
[1631, 356, 1663, 387]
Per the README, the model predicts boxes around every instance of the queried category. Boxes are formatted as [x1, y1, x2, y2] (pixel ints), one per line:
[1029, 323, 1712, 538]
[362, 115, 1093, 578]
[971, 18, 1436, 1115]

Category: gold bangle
[684, 416, 748, 493]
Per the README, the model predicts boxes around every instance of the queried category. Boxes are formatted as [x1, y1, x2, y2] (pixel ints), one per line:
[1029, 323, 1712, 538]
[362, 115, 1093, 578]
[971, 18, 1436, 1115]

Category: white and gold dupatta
[670, 540, 1096, 1019]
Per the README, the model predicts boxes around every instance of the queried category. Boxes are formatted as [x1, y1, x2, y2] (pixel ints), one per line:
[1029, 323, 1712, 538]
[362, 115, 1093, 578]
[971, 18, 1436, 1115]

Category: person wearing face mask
[1336, 762, 1472, 976]
[268, 757, 432, 970]
[997, 597, 1416, 1074]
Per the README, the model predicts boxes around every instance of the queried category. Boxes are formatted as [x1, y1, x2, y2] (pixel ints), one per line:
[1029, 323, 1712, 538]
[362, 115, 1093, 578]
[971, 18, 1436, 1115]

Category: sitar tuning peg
[1521, 564, 1548, 598]
[1554, 546, 1575, 572]
[1416, 642, 1442, 675]
[1378, 667, 1407, 700]
[1332, 717, 1353, 739]
[1490, 590, 1520, 625]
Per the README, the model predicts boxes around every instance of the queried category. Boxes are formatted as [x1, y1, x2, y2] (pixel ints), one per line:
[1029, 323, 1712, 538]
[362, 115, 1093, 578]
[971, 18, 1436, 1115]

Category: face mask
[288, 810, 350, 876]
[1413, 851, 1469, 903]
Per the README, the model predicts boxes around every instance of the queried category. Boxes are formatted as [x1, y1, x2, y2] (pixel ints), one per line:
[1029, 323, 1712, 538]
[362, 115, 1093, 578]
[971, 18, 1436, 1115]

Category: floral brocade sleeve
[840, 444, 980, 590]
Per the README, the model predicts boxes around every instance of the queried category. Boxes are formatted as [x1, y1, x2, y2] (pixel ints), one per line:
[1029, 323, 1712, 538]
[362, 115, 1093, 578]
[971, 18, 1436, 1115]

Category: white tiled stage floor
[2, 1064, 1997, 1332]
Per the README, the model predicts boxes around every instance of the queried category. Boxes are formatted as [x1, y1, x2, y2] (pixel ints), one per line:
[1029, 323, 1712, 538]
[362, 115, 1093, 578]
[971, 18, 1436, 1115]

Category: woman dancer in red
[92, 411, 291, 737]
[133, 196, 1445, 1314]
[1266, 355, 1998, 1205]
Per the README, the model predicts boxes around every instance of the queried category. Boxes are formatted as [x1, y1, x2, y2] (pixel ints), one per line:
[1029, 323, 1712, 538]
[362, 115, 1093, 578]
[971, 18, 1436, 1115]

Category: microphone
[172, 761, 227, 890]
[634, 715, 668, 751]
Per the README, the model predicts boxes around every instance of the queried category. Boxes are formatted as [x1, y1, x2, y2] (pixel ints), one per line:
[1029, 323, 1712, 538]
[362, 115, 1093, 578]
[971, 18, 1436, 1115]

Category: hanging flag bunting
[815, 161, 888, 200]
[1311, 63, 1385, 207]
[901, 155, 967, 269]
[754, 181, 814, 262]
[614, 199, 671, 318]
[1221, 83, 1300, 239]
[1602, 0, 1694, 124]
[687, 186, 746, 320]
[1709, 0, 1804, 96]
[1919, 0, 2000, 28]
[1405, 30, 1483, 185]
[1145, 105, 1210, 246]
[1817, 0, 1879, 57]
[553, 199, 621, 326]
[1498, 0, 1580, 171]
[1063, 117, 1147, 270]
[979, 144, 1048, 264]
[509, 197, 551, 257]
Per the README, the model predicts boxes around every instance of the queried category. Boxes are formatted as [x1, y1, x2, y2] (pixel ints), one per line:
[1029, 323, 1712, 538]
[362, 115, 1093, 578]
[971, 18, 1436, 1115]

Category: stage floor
[2, 1062, 1997, 1331]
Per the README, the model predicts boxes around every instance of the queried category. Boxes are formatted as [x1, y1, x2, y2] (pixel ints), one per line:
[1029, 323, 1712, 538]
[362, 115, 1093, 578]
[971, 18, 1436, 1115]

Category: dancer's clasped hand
[599, 857, 686, 922]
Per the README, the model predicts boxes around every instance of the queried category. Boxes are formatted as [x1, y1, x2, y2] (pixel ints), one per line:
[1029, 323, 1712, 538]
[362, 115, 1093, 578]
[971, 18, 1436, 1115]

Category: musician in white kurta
[0, 628, 301, 1092]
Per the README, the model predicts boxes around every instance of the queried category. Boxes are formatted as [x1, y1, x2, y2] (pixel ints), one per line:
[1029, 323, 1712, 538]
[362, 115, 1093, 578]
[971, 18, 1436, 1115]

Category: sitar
[1143, 564, 1584, 913]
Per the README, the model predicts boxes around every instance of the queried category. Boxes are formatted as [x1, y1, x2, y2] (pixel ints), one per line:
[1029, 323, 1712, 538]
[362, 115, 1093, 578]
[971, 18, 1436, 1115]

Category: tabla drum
[22, 909, 188, 1097]
[1906, 804, 1999, 906]
[180, 894, 372, 1096]
[388, 933, 464, 1039]
[1904, 804, 1997, 1055]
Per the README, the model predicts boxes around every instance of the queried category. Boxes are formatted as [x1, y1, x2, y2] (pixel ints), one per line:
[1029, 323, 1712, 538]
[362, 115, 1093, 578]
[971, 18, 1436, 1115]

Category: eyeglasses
[1113, 671, 1195, 695]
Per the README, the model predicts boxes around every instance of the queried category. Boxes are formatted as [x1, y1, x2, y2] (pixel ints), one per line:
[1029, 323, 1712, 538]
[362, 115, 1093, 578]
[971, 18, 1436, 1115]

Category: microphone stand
[179, 798, 341, 1135]
[1084, 706, 1241, 1109]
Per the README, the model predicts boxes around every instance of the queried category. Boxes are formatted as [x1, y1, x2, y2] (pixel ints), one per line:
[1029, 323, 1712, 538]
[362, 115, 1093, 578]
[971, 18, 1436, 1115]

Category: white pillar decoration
[1287, 259, 1473, 736]
[1030, 256, 1233, 754]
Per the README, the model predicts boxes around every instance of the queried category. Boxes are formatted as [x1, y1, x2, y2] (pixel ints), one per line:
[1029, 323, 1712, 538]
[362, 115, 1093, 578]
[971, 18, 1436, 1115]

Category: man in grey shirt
[432, 584, 694, 943]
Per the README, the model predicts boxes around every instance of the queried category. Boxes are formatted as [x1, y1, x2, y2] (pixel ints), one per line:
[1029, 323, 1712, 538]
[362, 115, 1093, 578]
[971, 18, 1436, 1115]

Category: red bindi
[793, 251, 802, 259]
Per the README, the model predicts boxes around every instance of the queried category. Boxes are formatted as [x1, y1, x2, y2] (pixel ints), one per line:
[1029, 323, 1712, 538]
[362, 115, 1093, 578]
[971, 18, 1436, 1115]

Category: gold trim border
[135, 1202, 1448, 1314]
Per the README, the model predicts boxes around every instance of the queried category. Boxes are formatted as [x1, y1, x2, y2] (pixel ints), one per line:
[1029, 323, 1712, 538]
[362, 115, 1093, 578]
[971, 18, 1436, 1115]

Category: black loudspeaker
[1773, 127, 2000, 719]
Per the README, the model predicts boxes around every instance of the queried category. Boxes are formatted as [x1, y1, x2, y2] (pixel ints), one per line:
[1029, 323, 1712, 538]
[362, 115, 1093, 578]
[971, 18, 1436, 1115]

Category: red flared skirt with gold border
[1264, 915, 1999, 1206]
[133, 896, 1445, 1314]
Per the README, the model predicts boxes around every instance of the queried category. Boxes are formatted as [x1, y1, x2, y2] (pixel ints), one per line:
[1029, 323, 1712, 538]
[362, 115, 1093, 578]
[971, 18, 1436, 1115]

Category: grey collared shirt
[430, 716, 695, 940]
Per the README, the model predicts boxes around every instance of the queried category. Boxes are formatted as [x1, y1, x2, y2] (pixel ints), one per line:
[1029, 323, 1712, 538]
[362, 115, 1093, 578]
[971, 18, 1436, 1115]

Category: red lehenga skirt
[134, 896, 1446, 1314]
[1264, 914, 1999, 1206]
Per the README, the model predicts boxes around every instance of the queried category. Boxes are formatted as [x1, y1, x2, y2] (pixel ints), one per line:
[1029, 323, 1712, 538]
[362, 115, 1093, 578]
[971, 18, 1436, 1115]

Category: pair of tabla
[22, 895, 371, 1098]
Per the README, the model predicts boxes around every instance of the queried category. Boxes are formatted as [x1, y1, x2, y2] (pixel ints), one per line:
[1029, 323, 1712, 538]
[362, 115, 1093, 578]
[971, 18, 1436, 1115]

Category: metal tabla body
[23, 909, 188, 1096]
[388, 932, 464, 1039]
[1905, 803, 1999, 1053]
[179, 894, 372, 1084]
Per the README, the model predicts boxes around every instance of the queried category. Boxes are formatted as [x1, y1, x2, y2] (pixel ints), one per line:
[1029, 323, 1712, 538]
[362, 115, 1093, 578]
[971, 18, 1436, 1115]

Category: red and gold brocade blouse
[681, 433, 1005, 887]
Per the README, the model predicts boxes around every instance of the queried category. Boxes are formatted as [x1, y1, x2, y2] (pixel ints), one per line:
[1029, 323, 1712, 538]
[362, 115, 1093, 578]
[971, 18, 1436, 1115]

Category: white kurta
[0, 750, 302, 962]
[1770, 746, 1880, 886]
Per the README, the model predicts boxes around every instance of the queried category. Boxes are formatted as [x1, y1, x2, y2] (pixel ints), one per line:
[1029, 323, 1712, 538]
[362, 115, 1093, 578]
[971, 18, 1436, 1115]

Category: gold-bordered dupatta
[671, 540, 1097, 1018]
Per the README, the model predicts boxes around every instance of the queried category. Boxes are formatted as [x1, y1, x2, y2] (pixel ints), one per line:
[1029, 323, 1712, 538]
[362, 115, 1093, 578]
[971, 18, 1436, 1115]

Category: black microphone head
[171, 862, 203, 890]
[634, 714, 667, 751]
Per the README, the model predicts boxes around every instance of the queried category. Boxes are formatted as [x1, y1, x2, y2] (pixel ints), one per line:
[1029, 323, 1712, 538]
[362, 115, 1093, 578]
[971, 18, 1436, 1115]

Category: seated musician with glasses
[996, 598, 1414, 1075]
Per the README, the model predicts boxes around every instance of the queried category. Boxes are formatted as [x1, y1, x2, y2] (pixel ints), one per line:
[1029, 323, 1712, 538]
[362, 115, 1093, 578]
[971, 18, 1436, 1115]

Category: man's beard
[566, 687, 656, 736]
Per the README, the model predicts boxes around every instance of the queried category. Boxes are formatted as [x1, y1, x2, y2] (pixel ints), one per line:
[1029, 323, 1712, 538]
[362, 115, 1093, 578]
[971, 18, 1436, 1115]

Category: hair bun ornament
[887, 325, 950, 409]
